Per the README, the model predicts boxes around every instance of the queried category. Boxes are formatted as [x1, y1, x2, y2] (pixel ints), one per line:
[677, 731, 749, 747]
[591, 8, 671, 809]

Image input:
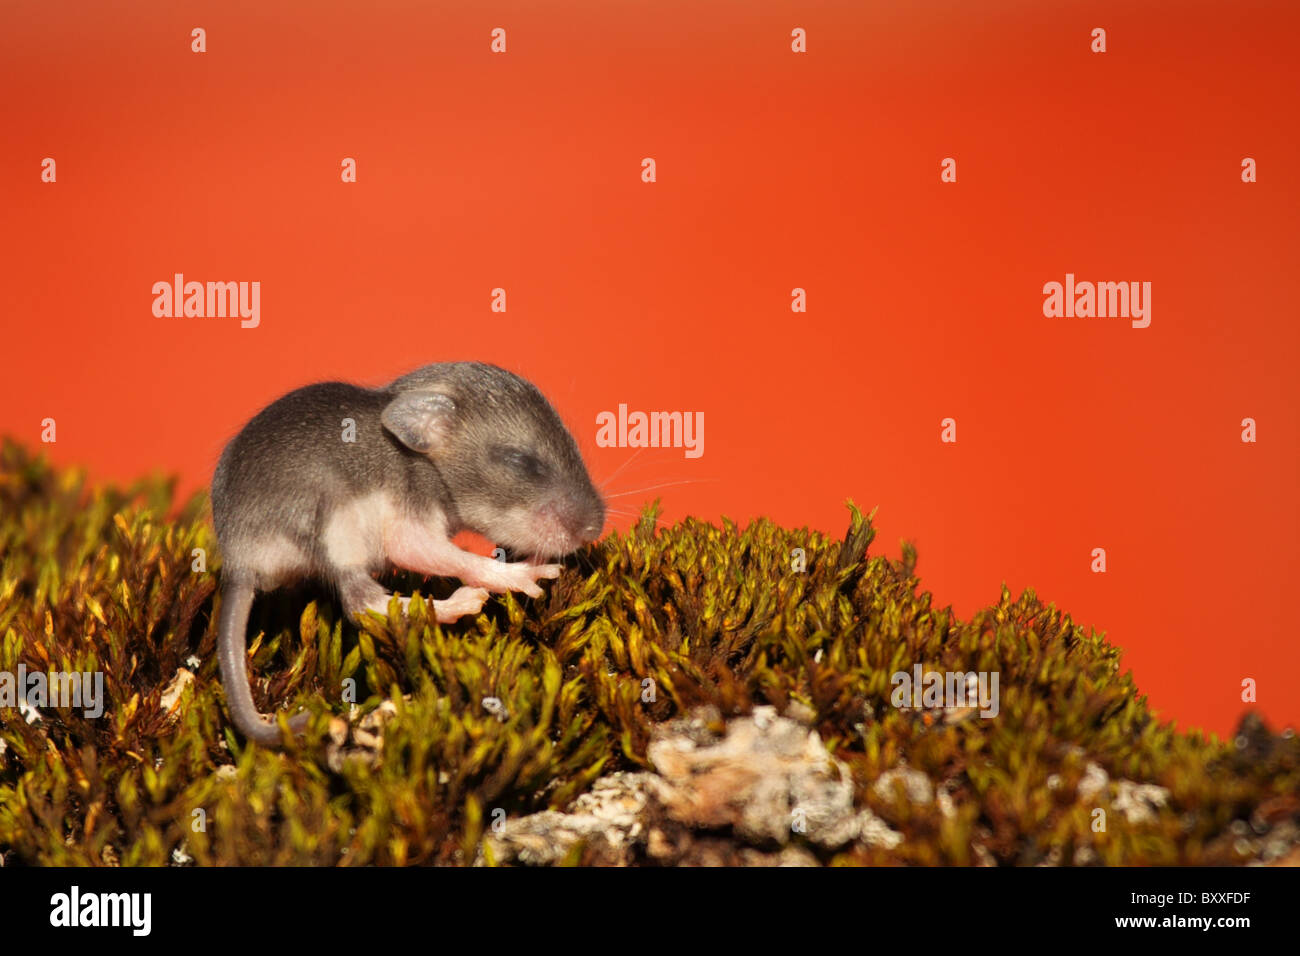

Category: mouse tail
[217, 574, 312, 746]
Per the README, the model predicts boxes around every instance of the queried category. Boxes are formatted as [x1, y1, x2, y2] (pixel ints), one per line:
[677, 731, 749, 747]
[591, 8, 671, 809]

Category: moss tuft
[0, 438, 1294, 865]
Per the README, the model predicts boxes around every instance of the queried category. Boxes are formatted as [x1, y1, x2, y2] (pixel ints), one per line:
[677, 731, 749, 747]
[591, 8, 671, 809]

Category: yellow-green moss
[0, 438, 1294, 865]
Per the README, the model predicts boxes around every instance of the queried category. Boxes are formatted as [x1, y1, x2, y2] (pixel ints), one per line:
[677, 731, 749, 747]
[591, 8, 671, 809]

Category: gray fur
[211, 361, 604, 745]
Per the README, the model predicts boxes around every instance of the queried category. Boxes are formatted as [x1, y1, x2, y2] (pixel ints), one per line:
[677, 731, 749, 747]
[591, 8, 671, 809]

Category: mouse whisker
[602, 477, 717, 499]
[597, 453, 693, 493]
[596, 447, 646, 491]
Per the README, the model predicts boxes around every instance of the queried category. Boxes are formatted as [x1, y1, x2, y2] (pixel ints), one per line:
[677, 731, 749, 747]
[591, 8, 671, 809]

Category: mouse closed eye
[495, 446, 549, 483]
[211, 361, 605, 746]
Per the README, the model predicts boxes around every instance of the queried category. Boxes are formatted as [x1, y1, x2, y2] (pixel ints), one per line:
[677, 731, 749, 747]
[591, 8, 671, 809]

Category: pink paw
[496, 561, 562, 598]
[433, 586, 490, 623]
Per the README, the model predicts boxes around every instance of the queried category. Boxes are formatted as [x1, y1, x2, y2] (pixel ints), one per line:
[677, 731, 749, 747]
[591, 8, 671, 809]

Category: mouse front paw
[483, 560, 562, 598]
[432, 586, 490, 623]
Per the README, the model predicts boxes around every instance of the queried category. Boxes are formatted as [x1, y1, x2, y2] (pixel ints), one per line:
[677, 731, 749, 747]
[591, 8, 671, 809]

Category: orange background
[3, 1, 1297, 738]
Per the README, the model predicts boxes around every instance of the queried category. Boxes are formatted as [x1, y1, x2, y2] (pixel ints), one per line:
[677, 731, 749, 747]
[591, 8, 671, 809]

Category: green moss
[0, 437, 1293, 865]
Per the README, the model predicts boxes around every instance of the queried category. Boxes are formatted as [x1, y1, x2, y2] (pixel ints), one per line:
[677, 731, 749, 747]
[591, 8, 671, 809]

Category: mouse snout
[575, 489, 605, 543]
[574, 502, 603, 546]
[556, 490, 604, 544]
[530, 489, 604, 556]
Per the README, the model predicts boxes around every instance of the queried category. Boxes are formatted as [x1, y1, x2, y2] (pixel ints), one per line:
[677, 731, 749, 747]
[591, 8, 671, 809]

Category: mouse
[210, 361, 605, 746]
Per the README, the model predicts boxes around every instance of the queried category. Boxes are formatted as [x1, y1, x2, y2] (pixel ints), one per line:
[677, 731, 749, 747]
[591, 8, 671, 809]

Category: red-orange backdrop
[3, 0, 1297, 738]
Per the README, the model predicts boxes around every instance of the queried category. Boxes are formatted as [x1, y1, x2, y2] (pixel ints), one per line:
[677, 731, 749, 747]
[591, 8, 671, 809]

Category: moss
[0, 437, 1294, 866]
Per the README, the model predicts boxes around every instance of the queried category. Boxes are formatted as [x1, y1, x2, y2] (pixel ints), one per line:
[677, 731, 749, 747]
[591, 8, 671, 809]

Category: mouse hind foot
[335, 568, 488, 624]
[430, 586, 490, 623]
[336, 567, 399, 618]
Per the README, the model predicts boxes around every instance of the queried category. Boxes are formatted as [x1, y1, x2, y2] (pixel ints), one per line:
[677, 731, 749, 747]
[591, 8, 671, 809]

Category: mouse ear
[381, 391, 457, 454]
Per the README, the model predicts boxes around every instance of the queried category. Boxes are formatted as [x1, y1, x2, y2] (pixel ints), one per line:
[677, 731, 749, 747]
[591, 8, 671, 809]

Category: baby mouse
[211, 361, 605, 746]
